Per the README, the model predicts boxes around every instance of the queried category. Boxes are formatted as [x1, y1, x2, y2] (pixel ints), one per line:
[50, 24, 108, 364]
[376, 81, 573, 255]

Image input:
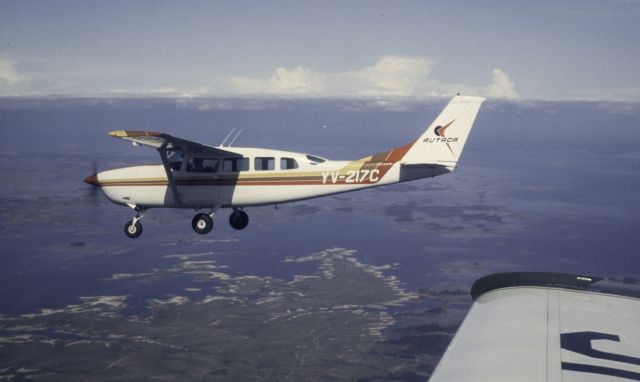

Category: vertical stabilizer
[401, 95, 485, 168]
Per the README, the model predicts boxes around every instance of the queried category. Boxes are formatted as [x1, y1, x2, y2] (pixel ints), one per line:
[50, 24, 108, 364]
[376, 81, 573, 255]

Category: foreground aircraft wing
[108, 130, 239, 156]
[430, 272, 640, 381]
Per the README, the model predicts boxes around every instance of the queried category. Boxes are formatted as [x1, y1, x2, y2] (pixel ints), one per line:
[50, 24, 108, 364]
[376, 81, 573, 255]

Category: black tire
[229, 210, 249, 230]
[192, 213, 213, 234]
[124, 219, 143, 238]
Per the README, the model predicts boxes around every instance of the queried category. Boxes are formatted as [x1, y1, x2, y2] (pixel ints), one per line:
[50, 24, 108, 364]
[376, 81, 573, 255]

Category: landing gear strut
[229, 209, 249, 230]
[124, 208, 145, 239]
[192, 212, 214, 235]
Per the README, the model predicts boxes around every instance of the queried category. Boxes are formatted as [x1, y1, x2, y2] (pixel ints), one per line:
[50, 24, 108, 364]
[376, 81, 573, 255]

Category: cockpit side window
[185, 157, 220, 173]
[187, 158, 204, 173]
[170, 161, 182, 171]
[167, 150, 184, 171]
[281, 157, 298, 170]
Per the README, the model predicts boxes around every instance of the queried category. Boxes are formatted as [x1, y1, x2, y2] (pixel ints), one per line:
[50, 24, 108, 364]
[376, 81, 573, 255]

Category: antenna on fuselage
[228, 128, 243, 147]
[219, 128, 236, 147]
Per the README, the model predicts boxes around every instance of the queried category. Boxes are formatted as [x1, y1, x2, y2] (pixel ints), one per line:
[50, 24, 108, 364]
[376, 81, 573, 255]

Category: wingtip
[108, 130, 127, 137]
[108, 130, 161, 138]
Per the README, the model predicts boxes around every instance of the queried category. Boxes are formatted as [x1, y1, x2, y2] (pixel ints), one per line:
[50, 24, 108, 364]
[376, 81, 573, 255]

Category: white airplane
[84, 95, 484, 238]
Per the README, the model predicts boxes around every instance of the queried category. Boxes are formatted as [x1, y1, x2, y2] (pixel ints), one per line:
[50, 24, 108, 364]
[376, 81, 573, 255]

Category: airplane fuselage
[94, 146, 447, 209]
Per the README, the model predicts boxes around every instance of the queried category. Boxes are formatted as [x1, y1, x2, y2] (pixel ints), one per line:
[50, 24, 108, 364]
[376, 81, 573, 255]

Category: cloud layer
[0, 59, 28, 88]
[0, 54, 520, 99]
[227, 56, 517, 99]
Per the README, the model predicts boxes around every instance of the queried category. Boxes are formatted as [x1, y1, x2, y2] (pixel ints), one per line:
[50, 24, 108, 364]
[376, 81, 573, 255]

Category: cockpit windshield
[306, 154, 326, 164]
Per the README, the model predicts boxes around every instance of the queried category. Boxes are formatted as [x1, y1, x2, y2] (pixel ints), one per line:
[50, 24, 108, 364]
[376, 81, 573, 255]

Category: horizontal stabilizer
[399, 163, 451, 182]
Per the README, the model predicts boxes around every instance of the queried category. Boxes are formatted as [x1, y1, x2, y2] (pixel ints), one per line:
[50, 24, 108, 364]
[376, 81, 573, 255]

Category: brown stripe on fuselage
[385, 142, 415, 162]
[363, 141, 414, 165]
[99, 176, 379, 187]
[358, 141, 414, 177]
[99, 181, 169, 187]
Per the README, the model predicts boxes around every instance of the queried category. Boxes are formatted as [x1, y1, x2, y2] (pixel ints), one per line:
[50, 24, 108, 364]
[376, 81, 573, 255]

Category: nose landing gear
[124, 208, 145, 239]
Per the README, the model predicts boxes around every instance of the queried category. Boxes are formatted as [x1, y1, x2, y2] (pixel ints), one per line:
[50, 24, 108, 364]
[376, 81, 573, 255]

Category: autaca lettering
[422, 137, 459, 143]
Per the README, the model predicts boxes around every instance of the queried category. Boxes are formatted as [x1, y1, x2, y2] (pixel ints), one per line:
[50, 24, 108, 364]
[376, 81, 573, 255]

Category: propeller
[83, 161, 102, 205]
[84, 161, 99, 185]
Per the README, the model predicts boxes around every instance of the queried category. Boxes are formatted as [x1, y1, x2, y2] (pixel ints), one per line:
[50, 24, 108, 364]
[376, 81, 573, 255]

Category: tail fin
[401, 95, 485, 169]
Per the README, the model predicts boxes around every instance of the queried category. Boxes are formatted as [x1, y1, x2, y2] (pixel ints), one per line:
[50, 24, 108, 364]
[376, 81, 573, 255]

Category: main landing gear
[123, 207, 250, 238]
[192, 208, 248, 234]
[229, 208, 249, 230]
[192, 212, 214, 234]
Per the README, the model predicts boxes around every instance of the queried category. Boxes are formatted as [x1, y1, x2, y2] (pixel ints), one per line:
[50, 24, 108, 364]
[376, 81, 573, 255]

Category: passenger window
[238, 158, 249, 171]
[201, 158, 219, 173]
[255, 157, 275, 171]
[223, 159, 233, 172]
[281, 157, 298, 170]
[223, 158, 249, 172]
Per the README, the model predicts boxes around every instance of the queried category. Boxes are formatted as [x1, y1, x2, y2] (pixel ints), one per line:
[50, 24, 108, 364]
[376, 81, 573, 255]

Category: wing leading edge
[430, 272, 640, 382]
[109, 130, 240, 156]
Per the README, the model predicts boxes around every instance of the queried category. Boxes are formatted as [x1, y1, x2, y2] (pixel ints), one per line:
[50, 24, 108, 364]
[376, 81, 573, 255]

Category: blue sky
[1, 0, 639, 100]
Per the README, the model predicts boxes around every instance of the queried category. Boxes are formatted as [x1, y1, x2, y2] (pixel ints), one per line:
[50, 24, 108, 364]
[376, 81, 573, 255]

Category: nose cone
[84, 173, 100, 186]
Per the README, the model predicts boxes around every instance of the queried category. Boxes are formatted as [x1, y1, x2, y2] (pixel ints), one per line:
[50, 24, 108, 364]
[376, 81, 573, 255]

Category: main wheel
[124, 219, 143, 238]
[192, 213, 213, 234]
[229, 210, 249, 230]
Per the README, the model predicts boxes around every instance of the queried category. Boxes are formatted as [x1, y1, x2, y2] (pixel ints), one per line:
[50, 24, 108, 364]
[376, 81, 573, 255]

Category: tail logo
[434, 124, 449, 137]
[424, 120, 457, 158]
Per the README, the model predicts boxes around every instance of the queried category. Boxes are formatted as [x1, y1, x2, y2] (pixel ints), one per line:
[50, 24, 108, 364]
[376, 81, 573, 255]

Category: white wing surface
[430, 272, 640, 382]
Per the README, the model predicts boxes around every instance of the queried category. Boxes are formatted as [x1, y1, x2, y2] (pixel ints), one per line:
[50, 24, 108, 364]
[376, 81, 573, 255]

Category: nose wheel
[124, 208, 145, 238]
[124, 219, 143, 238]
[229, 209, 249, 230]
[192, 213, 214, 234]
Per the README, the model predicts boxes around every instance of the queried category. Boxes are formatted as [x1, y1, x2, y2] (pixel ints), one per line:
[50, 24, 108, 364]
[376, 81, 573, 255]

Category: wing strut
[158, 145, 183, 206]
[219, 128, 236, 147]
[227, 128, 243, 147]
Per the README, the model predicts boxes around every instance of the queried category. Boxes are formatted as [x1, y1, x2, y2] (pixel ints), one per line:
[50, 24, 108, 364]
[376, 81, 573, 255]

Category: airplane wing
[108, 130, 240, 156]
[108, 130, 242, 207]
[430, 272, 640, 381]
